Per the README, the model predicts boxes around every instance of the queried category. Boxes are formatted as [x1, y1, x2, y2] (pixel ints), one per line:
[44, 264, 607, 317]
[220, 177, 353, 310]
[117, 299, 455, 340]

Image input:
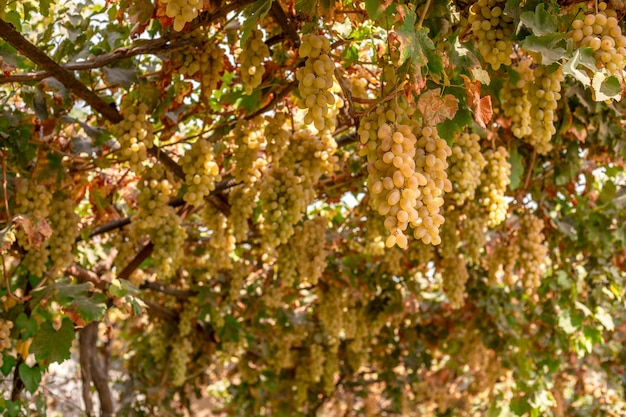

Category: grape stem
[417, 0, 432, 29]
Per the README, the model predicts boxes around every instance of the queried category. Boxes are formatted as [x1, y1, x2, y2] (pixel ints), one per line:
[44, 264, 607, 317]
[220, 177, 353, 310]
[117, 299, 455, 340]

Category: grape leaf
[509, 146, 524, 190]
[241, 0, 272, 45]
[522, 34, 567, 65]
[591, 73, 621, 102]
[519, 4, 557, 36]
[562, 49, 595, 87]
[461, 75, 492, 128]
[30, 318, 74, 365]
[417, 89, 458, 126]
[18, 363, 42, 394]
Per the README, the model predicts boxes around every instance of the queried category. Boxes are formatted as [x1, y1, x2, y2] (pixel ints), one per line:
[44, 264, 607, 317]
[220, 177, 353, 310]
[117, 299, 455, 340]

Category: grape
[569, 2, 626, 76]
[441, 254, 469, 309]
[501, 59, 534, 139]
[277, 216, 328, 287]
[180, 138, 221, 207]
[228, 184, 258, 243]
[201, 203, 235, 277]
[526, 66, 563, 154]
[296, 33, 335, 131]
[447, 131, 487, 205]
[170, 336, 193, 387]
[479, 147, 510, 227]
[264, 111, 291, 165]
[0, 319, 13, 367]
[159, 0, 201, 32]
[231, 117, 267, 186]
[48, 194, 81, 277]
[517, 213, 548, 295]
[240, 28, 270, 95]
[461, 204, 488, 265]
[487, 234, 519, 286]
[111, 103, 154, 174]
[467, 0, 514, 70]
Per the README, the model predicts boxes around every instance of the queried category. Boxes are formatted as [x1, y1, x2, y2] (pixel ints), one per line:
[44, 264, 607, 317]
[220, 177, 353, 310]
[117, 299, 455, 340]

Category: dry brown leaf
[417, 89, 459, 126]
[461, 74, 493, 128]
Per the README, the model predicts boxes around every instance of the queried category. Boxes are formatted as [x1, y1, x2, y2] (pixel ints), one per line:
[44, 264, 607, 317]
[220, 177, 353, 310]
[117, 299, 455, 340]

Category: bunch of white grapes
[160, 0, 201, 32]
[180, 138, 221, 207]
[570, 2, 626, 76]
[111, 103, 154, 174]
[296, 33, 336, 131]
[240, 28, 270, 94]
[479, 147, 511, 227]
[448, 131, 487, 205]
[467, 0, 514, 70]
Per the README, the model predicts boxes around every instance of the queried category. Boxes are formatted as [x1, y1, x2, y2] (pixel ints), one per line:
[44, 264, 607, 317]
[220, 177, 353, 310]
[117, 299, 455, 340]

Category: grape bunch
[442, 254, 469, 309]
[170, 337, 193, 387]
[240, 28, 270, 95]
[358, 100, 426, 249]
[228, 184, 258, 242]
[264, 111, 291, 164]
[282, 129, 337, 184]
[277, 216, 328, 287]
[231, 118, 267, 186]
[169, 29, 225, 99]
[517, 213, 548, 295]
[296, 33, 336, 131]
[48, 194, 81, 277]
[0, 319, 13, 367]
[14, 177, 52, 276]
[111, 103, 155, 174]
[258, 166, 311, 250]
[479, 147, 511, 227]
[467, 0, 514, 70]
[526, 66, 563, 155]
[570, 2, 626, 76]
[159, 0, 201, 32]
[461, 204, 488, 265]
[487, 234, 519, 286]
[201, 204, 235, 277]
[447, 131, 487, 205]
[413, 124, 453, 246]
[180, 138, 221, 207]
[501, 59, 534, 139]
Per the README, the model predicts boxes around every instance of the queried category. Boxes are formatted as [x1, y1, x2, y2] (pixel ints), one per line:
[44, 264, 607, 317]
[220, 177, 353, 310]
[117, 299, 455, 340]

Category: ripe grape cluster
[501, 59, 534, 139]
[479, 147, 511, 227]
[517, 213, 548, 295]
[240, 28, 270, 95]
[570, 2, 626, 76]
[231, 118, 267, 186]
[160, 0, 201, 32]
[111, 103, 154, 174]
[461, 204, 488, 265]
[467, 0, 514, 70]
[170, 30, 224, 98]
[264, 112, 291, 164]
[228, 184, 257, 242]
[359, 101, 426, 249]
[448, 131, 487, 205]
[442, 254, 469, 309]
[14, 177, 52, 276]
[0, 319, 12, 367]
[487, 235, 519, 286]
[277, 216, 328, 287]
[48, 195, 81, 277]
[201, 204, 235, 277]
[296, 34, 336, 131]
[180, 138, 221, 207]
[526, 66, 563, 155]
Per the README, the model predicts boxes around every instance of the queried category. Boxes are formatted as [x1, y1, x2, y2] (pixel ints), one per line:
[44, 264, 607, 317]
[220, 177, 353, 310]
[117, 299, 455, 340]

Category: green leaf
[558, 309, 581, 334]
[0, 354, 16, 376]
[519, 4, 557, 36]
[509, 146, 524, 190]
[364, 0, 381, 19]
[594, 307, 614, 331]
[591, 73, 621, 102]
[241, 0, 272, 45]
[510, 396, 531, 415]
[563, 49, 593, 87]
[522, 34, 567, 65]
[395, 7, 424, 67]
[71, 292, 107, 323]
[39, 0, 51, 17]
[16, 313, 38, 339]
[18, 363, 42, 394]
[437, 108, 472, 142]
[30, 318, 74, 365]
[4, 10, 22, 31]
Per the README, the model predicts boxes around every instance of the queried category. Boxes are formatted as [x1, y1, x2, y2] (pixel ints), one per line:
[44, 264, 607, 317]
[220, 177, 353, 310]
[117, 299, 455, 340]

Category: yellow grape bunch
[517, 213, 548, 295]
[48, 195, 81, 277]
[160, 0, 201, 32]
[296, 33, 336, 131]
[180, 138, 221, 207]
[0, 319, 13, 367]
[467, 0, 514, 70]
[240, 28, 270, 95]
[501, 59, 534, 139]
[569, 1, 626, 76]
[448, 131, 487, 206]
[231, 117, 267, 186]
[526, 66, 564, 155]
[479, 146, 511, 227]
[111, 103, 155, 174]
